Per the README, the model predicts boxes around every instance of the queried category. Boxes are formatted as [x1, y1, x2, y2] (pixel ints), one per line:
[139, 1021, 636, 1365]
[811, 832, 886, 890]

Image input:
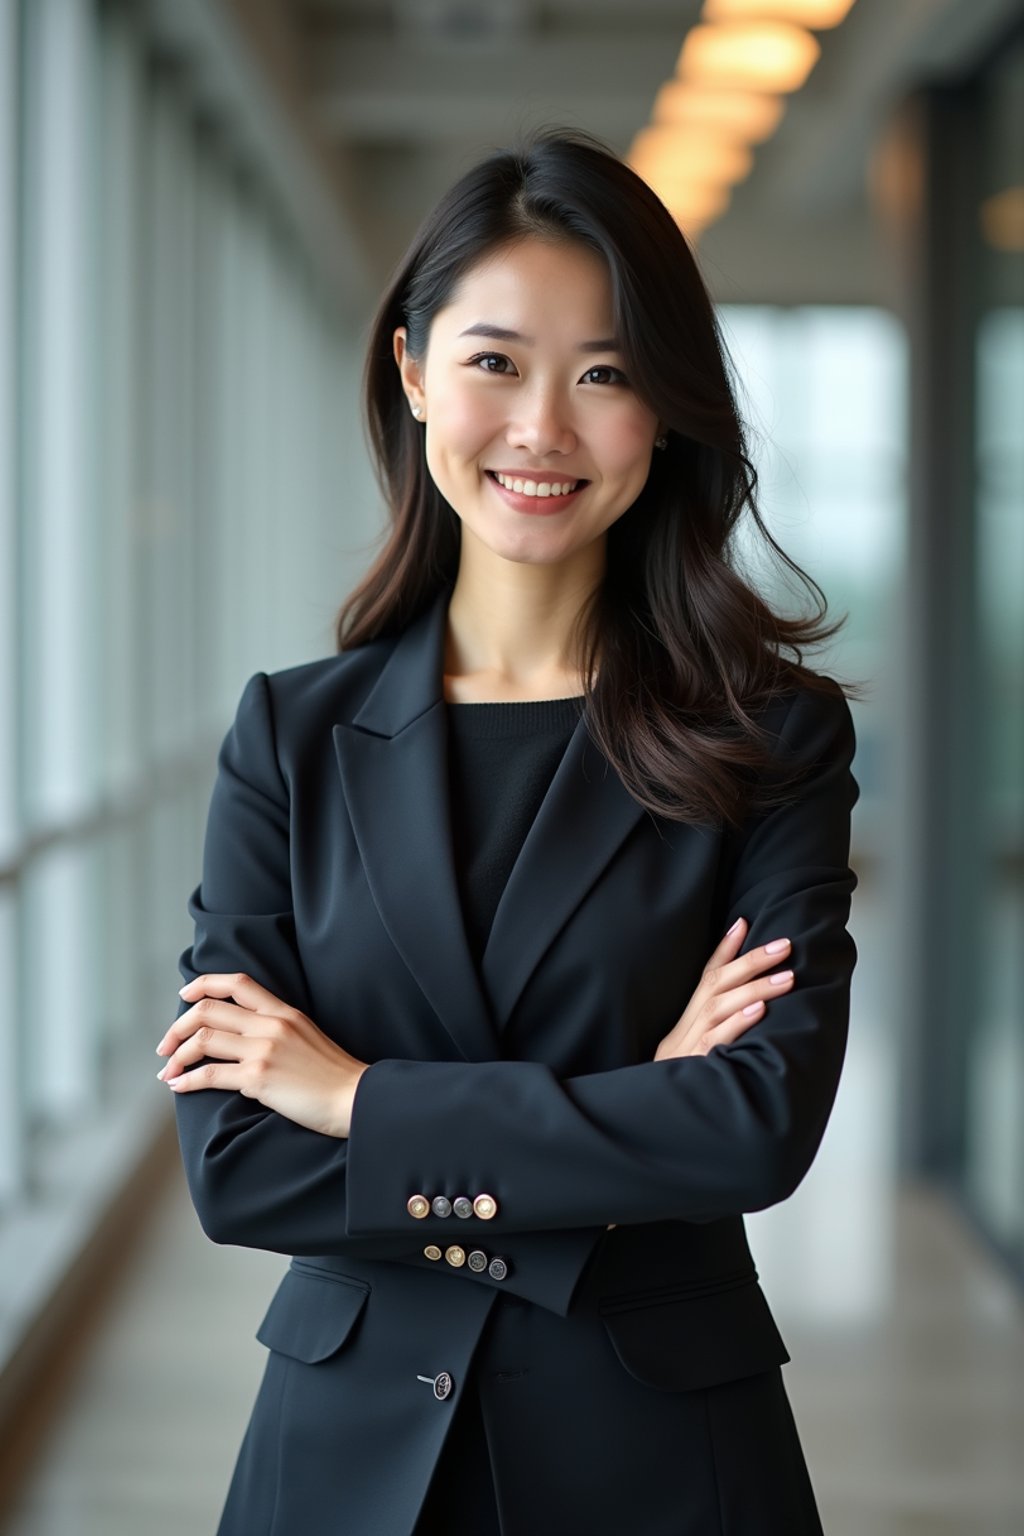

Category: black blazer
[172, 582, 860, 1535]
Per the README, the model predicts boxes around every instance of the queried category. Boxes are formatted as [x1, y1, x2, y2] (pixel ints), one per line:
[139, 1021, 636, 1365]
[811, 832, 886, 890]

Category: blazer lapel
[332, 583, 647, 1059]
[481, 725, 645, 1033]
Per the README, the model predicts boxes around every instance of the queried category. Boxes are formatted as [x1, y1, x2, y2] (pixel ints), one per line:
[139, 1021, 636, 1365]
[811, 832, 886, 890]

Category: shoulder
[227, 632, 400, 766]
[775, 675, 855, 759]
[264, 636, 394, 719]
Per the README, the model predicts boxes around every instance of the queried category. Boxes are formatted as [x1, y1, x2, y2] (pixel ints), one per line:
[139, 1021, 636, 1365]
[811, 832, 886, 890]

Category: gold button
[473, 1193, 498, 1220]
[407, 1194, 430, 1219]
[444, 1245, 466, 1267]
[423, 1245, 442, 1261]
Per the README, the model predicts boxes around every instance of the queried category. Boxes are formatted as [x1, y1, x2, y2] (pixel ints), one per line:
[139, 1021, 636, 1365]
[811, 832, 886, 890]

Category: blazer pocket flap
[600, 1276, 790, 1392]
[256, 1266, 370, 1363]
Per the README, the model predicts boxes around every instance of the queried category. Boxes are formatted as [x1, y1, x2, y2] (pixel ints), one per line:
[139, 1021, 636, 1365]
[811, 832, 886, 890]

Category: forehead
[436, 238, 614, 331]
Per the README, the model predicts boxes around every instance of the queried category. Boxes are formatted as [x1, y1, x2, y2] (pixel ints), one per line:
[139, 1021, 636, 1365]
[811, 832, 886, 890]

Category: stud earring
[411, 403, 423, 418]
[654, 432, 668, 450]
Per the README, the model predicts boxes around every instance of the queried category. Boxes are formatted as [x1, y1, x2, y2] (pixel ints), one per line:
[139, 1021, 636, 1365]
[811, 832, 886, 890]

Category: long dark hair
[336, 124, 866, 828]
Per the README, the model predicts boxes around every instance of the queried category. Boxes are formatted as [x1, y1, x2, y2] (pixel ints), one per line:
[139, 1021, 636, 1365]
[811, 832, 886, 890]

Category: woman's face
[393, 237, 661, 569]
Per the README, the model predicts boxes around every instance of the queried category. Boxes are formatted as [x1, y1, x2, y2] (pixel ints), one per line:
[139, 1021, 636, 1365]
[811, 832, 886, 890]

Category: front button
[467, 1249, 488, 1273]
[444, 1245, 466, 1267]
[487, 1256, 509, 1282]
[407, 1195, 430, 1220]
[452, 1196, 474, 1219]
[473, 1193, 498, 1220]
[431, 1196, 453, 1218]
[423, 1245, 442, 1261]
[417, 1371, 455, 1400]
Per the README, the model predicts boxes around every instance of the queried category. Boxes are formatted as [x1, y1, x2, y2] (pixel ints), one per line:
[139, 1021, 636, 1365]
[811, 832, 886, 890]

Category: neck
[444, 531, 604, 693]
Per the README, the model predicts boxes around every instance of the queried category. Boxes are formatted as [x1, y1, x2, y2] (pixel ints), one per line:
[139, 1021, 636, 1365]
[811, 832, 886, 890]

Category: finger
[709, 916, 747, 964]
[163, 1060, 242, 1093]
[158, 997, 255, 1057]
[704, 1000, 766, 1051]
[158, 1025, 259, 1082]
[704, 969, 795, 1030]
[178, 972, 294, 1017]
[724, 936, 792, 984]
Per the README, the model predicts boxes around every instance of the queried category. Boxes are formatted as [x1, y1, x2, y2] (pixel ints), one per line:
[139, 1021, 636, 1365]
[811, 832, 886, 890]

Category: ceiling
[241, 0, 1024, 306]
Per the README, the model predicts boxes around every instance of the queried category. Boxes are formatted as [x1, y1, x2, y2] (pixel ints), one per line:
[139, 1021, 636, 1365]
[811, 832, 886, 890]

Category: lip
[484, 469, 587, 515]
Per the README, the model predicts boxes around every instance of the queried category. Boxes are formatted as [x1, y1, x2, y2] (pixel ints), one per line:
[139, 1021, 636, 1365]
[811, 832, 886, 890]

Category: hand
[653, 917, 794, 1062]
[155, 973, 369, 1139]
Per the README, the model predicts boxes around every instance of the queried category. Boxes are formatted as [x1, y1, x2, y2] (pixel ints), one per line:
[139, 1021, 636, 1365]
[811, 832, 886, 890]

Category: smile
[485, 470, 588, 514]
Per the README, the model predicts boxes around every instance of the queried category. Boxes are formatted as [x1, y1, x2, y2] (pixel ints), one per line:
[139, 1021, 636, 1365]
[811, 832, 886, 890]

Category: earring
[411, 403, 423, 418]
[654, 432, 668, 450]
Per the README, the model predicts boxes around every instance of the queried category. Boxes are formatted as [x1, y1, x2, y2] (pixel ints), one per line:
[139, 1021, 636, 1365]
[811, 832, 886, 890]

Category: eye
[581, 365, 628, 386]
[468, 351, 515, 374]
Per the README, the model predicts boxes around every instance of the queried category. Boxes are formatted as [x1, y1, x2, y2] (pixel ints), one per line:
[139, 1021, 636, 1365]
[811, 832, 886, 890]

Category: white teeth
[494, 472, 579, 497]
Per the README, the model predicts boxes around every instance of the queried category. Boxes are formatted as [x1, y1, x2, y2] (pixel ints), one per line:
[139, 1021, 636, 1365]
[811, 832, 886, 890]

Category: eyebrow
[457, 322, 622, 353]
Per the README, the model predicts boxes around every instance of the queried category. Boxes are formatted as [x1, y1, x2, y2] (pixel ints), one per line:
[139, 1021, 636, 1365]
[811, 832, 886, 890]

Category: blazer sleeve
[171, 672, 603, 1316]
[344, 682, 860, 1237]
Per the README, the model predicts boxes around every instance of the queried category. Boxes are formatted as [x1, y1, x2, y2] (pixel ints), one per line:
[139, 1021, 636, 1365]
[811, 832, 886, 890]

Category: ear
[393, 326, 426, 415]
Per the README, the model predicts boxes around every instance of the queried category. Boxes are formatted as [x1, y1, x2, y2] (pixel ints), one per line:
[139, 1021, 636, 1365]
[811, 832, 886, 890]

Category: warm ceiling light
[678, 21, 821, 92]
[648, 180, 733, 223]
[652, 80, 785, 142]
[702, 0, 857, 28]
[980, 186, 1024, 252]
[630, 125, 755, 184]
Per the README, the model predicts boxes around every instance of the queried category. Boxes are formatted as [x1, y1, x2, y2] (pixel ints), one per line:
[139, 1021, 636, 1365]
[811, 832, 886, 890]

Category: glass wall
[964, 27, 1024, 1275]
[0, 0, 378, 1322]
[718, 303, 907, 827]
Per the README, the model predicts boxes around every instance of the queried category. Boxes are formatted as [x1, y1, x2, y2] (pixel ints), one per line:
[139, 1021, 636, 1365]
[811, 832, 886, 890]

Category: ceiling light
[678, 21, 821, 92]
[702, 0, 857, 28]
[980, 186, 1024, 253]
[652, 80, 785, 142]
[630, 125, 755, 184]
[657, 183, 734, 224]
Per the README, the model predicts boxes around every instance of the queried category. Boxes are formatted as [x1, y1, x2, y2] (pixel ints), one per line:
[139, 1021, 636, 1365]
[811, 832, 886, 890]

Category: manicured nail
[743, 1002, 764, 1016]
[765, 938, 790, 954]
[726, 918, 742, 937]
[769, 970, 794, 985]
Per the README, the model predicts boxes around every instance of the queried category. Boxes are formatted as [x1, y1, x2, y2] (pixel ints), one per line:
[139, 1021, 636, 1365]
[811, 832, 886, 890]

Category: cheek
[428, 382, 500, 459]
[602, 415, 657, 481]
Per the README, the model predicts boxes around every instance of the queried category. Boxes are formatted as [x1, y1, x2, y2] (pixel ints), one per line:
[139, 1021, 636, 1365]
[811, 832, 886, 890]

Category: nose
[506, 386, 577, 458]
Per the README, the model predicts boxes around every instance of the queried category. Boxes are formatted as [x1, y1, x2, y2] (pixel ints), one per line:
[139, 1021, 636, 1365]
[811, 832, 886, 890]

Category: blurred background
[0, 1, 1021, 1532]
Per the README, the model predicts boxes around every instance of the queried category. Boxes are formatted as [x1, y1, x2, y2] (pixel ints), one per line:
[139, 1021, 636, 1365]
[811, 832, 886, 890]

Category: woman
[157, 126, 863, 1535]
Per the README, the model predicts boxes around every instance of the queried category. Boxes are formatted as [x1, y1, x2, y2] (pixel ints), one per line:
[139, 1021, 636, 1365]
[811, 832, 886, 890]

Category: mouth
[485, 469, 589, 513]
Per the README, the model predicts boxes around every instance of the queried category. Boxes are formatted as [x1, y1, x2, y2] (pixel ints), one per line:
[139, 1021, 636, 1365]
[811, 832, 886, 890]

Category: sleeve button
[466, 1249, 488, 1272]
[487, 1256, 509, 1282]
[423, 1245, 442, 1261]
[452, 1196, 474, 1219]
[407, 1195, 430, 1219]
[431, 1196, 453, 1218]
[473, 1193, 498, 1220]
[444, 1245, 466, 1267]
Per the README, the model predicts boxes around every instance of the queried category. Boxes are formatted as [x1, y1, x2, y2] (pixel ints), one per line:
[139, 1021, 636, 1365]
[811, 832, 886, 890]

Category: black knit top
[445, 696, 585, 970]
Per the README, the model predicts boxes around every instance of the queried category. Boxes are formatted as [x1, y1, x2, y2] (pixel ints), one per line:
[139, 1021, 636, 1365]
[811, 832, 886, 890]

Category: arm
[171, 672, 604, 1314]
[344, 683, 860, 1239]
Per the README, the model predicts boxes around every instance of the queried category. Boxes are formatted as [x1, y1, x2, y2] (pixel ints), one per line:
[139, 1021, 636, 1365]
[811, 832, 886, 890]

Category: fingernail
[178, 984, 191, 997]
[164, 1074, 185, 1087]
[726, 918, 742, 937]
[765, 938, 790, 954]
[743, 1002, 763, 1016]
[156, 1066, 168, 1080]
[769, 970, 794, 985]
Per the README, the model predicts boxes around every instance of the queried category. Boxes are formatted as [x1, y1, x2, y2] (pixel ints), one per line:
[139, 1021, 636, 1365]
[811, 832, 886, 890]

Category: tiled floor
[3, 888, 1023, 1535]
